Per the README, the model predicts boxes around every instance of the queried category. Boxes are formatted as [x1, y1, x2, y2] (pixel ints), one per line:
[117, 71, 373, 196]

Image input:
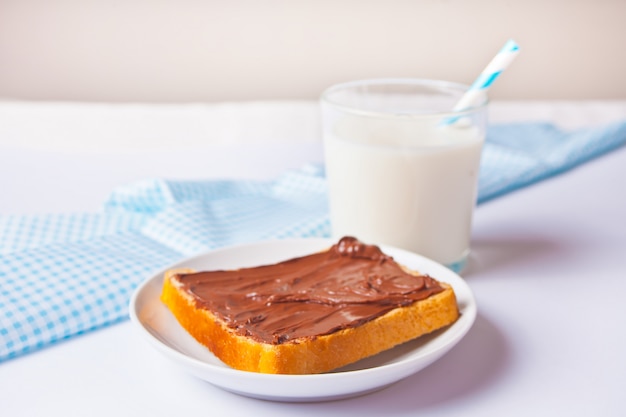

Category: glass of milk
[321, 79, 487, 272]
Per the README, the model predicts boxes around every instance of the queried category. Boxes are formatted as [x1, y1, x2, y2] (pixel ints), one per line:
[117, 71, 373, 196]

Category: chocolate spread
[175, 236, 445, 344]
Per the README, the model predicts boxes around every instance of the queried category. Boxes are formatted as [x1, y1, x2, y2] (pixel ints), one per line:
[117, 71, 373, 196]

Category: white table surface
[1, 100, 625, 416]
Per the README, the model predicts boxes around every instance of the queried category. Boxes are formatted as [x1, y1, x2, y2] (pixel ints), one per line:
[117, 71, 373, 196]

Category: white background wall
[0, 0, 624, 102]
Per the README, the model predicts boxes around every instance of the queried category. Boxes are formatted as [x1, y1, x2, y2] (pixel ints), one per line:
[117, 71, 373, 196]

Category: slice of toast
[160, 237, 459, 374]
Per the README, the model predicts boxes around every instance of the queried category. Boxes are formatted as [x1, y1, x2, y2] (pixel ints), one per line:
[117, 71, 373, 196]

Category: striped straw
[451, 39, 520, 114]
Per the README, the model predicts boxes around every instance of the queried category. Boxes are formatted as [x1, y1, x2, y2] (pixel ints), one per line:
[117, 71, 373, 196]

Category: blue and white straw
[452, 39, 520, 113]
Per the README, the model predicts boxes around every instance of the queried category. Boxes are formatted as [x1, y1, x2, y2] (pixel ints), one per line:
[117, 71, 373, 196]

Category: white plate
[129, 238, 477, 402]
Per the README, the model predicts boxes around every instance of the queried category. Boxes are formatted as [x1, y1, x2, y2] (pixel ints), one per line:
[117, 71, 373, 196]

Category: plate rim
[129, 237, 477, 401]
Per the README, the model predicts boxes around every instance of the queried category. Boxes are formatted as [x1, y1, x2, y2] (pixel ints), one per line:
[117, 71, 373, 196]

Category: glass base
[445, 252, 469, 274]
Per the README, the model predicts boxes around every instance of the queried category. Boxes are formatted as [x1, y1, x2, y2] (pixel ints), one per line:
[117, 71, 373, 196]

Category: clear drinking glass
[321, 78, 487, 272]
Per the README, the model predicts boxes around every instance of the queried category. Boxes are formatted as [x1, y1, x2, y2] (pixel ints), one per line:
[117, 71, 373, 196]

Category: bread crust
[161, 267, 459, 375]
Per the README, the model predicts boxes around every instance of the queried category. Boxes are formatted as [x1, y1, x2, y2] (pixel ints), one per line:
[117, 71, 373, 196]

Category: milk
[324, 117, 484, 267]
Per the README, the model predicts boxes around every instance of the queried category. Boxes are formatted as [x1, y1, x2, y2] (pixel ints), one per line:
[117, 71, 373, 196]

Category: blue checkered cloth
[1, 121, 625, 362]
